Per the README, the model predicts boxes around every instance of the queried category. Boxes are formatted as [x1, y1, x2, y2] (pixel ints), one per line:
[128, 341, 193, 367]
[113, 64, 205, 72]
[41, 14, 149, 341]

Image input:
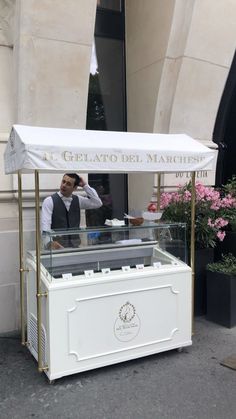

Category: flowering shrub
[207, 253, 236, 275]
[151, 182, 236, 249]
[222, 176, 236, 231]
[223, 175, 236, 198]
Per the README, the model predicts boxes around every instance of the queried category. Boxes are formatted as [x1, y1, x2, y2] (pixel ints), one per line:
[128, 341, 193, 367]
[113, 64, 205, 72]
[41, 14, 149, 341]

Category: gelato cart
[4, 125, 216, 381]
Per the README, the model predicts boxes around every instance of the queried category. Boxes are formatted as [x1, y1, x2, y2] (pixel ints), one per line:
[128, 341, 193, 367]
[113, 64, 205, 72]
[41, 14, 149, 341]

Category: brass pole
[18, 172, 26, 345]
[157, 173, 161, 211]
[190, 172, 196, 335]
[35, 170, 44, 371]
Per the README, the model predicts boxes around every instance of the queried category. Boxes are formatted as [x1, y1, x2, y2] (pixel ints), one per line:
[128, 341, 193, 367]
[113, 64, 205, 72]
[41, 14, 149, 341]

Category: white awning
[4, 124, 216, 174]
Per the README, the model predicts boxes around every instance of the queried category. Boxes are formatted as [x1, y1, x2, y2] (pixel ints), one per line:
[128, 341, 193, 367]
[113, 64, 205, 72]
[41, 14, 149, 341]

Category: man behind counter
[41, 173, 102, 249]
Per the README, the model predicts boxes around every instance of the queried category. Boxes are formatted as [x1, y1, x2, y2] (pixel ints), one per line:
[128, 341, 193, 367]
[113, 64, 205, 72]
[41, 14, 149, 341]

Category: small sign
[136, 264, 144, 270]
[102, 268, 111, 275]
[122, 266, 131, 272]
[153, 262, 162, 268]
[84, 270, 94, 278]
[62, 273, 73, 280]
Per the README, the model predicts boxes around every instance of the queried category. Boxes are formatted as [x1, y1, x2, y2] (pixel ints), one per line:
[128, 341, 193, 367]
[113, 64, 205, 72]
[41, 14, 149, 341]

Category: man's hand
[50, 241, 64, 250]
[79, 176, 87, 187]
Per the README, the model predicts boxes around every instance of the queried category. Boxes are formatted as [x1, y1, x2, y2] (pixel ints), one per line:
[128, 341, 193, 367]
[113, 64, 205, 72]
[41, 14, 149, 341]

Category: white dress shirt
[41, 184, 102, 232]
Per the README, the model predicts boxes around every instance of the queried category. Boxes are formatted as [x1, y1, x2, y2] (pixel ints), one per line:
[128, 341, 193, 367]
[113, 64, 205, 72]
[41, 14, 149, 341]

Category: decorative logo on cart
[114, 301, 140, 342]
[119, 302, 136, 323]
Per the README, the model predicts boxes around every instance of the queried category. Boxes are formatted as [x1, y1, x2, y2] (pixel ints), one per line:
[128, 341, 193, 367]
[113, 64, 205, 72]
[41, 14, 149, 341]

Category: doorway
[213, 50, 236, 186]
[86, 1, 127, 226]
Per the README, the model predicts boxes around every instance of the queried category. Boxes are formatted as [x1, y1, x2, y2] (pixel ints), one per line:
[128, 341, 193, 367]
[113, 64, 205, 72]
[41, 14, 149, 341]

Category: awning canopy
[4, 124, 216, 174]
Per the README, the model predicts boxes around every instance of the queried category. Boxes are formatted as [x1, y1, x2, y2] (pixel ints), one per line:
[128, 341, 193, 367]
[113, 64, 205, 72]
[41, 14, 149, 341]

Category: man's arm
[41, 196, 63, 249]
[41, 196, 53, 231]
[78, 183, 103, 210]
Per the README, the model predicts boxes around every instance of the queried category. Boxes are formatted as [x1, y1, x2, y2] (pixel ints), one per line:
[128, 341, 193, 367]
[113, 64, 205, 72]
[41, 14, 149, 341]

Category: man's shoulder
[44, 194, 54, 201]
[42, 195, 54, 207]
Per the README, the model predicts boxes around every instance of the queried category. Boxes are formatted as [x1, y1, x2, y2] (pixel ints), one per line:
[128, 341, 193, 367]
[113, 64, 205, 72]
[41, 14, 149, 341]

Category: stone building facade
[0, 0, 236, 332]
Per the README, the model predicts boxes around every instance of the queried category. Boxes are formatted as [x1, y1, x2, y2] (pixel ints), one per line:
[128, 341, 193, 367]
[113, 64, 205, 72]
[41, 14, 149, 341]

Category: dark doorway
[213, 50, 236, 186]
[86, 1, 127, 226]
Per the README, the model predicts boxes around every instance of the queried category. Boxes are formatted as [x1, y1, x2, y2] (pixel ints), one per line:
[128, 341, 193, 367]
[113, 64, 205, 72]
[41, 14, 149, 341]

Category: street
[1, 317, 236, 419]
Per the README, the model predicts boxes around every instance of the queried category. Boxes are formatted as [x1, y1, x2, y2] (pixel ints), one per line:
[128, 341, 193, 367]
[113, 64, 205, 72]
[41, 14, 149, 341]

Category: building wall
[0, 0, 18, 333]
[126, 0, 236, 209]
[169, 0, 236, 142]
[1, 0, 236, 332]
[0, 0, 97, 333]
[126, 0, 176, 134]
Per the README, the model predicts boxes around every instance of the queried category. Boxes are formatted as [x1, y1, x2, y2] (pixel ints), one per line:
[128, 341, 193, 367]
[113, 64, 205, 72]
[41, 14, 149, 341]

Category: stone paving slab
[0, 318, 236, 419]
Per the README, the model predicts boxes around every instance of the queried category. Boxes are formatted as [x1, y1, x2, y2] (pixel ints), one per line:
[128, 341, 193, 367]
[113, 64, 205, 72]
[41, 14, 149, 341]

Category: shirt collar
[58, 191, 73, 201]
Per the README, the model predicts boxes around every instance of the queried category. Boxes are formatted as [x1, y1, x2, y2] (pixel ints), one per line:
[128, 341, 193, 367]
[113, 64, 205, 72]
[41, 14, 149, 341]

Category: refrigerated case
[26, 223, 191, 381]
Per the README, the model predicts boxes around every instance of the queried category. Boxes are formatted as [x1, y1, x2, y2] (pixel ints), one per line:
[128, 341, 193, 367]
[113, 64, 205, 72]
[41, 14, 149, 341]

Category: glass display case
[39, 223, 187, 281]
[26, 223, 192, 381]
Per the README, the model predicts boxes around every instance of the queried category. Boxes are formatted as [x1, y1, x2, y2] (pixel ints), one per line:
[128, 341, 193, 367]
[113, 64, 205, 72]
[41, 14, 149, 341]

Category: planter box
[214, 231, 236, 262]
[206, 270, 236, 328]
[194, 249, 214, 316]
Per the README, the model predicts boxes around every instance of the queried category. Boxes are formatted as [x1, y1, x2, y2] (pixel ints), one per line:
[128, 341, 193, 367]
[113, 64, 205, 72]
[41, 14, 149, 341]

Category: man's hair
[64, 173, 81, 187]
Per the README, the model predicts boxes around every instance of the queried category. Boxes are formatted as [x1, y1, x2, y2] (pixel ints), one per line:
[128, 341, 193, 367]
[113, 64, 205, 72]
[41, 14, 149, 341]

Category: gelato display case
[26, 223, 192, 381]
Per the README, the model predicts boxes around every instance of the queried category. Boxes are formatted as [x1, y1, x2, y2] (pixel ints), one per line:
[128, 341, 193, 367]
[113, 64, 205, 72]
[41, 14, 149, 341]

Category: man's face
[60, 175, 77, 197]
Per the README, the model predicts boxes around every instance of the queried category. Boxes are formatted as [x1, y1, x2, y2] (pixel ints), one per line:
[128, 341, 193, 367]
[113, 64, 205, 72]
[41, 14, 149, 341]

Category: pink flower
[210, 201, 221, 210]
[214, 218, 229, 228]
[207, 218, 214, 228]
[160, 193, 173, 209]
[220, 194, 236, 208]
[217, 231, 226, 241]
[183, 190, 191, 202]
[159, 180, 236, 248]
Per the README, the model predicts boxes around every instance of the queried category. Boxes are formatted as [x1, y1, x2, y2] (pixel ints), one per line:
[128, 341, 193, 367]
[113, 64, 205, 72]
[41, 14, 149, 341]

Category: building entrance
[86, 1, 127, 226]
[213, 51, 236, 186]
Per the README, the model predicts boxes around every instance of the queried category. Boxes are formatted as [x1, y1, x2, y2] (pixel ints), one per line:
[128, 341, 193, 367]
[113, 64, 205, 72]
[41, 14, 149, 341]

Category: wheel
[48, 379, 55, 385]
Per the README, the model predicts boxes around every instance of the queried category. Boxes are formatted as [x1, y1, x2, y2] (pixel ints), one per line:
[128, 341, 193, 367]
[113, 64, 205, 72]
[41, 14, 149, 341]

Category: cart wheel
[48, 379, 55, 385]
[177, 347, 183, 353]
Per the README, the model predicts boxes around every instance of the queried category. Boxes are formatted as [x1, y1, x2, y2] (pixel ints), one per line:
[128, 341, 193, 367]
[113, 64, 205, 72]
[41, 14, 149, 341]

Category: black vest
[51, 193, 81, 247]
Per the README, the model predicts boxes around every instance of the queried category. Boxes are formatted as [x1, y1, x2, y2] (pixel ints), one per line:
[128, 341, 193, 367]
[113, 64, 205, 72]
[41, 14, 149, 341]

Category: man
[41, 173, 102, 249]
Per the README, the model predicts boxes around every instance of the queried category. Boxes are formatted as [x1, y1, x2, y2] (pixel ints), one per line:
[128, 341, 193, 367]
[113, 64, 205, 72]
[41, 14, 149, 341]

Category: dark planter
[194, 248, 214, 316]
[214, 231, 236, 261]
[206, 270, 236, 328]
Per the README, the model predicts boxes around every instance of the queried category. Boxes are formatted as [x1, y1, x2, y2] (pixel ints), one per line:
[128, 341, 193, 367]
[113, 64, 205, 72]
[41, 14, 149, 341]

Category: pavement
[1, 317, 236, 419]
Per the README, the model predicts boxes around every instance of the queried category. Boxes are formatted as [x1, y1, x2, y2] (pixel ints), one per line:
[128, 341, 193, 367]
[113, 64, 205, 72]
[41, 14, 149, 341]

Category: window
[97, 0, 121, 12]
[86, 1, 127, 226]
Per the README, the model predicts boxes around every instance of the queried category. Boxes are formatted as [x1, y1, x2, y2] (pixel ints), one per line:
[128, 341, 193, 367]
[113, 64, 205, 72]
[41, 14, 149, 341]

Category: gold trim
[35, 170, 44, 371]
[157, 173, 161, 211]
[18, 172, 27, 346]
[190, 172, 196, 335]
[36, 292, 48, 298]
[38, 366, 49, 372]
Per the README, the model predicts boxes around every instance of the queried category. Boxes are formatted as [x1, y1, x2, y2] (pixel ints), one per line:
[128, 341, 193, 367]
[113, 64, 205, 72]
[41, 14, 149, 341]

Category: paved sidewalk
[1, 317, 236, 419]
